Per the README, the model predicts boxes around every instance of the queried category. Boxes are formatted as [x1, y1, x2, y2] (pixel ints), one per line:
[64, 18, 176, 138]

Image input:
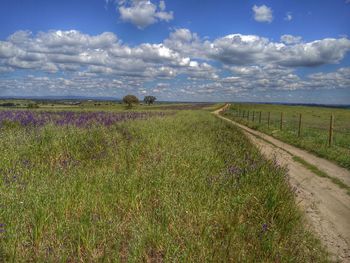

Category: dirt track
[214, 106, 350, 262]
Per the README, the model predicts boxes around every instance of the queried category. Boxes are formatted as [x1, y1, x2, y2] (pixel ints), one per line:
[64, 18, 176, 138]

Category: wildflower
[0, 223, 5, 233]
[258, 223, 269, 240]
[228, 165, 241, 175]
[262, 223, 268, 232]
[0, 110, 169, 128]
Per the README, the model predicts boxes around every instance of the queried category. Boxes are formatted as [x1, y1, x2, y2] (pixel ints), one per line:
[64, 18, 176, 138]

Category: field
[223, 103, 350, 170]
[0, 99, 216, 112]
[0, 102, 327, 261]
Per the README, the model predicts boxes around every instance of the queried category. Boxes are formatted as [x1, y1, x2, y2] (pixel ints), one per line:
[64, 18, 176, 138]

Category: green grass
[0, 99, 219, 112]
[223, 103, 350, 170]
[0, 110, 327, 262]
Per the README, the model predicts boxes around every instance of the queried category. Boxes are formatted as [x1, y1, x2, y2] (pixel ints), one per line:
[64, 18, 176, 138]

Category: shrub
[0, 102, 16, 107]
[27, 103, 39, 109]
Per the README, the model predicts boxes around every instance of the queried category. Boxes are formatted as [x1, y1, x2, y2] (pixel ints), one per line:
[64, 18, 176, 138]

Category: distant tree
[0, 102, 15, 107]
[123, 95, 139, 107]
[143, 96, 157, 105]
[27, 103, 39, 109]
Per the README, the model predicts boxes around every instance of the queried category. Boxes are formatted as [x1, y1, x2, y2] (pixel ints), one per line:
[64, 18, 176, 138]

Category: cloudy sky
[0, 0, 350, 103]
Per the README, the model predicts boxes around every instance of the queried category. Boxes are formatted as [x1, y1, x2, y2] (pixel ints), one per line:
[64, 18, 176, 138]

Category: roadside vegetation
[0, 106, 328, 262]
[223, 103, 350, 170]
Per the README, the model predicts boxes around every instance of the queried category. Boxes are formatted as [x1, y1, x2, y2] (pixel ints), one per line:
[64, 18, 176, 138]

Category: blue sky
[0, 0, 350, 103]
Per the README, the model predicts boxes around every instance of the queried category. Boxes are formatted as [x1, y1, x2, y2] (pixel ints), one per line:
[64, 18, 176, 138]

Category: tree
[0, 102, 15, 107]
[144, 96, 157, 105]
[123, 95, 139, 107]
[27, 103, 39, 109]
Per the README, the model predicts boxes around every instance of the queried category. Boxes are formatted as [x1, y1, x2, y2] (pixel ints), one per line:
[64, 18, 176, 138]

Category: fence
[225, 106, 350, 149]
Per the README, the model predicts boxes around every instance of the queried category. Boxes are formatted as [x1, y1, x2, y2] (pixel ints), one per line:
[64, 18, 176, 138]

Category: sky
[0, 0, 350, 103]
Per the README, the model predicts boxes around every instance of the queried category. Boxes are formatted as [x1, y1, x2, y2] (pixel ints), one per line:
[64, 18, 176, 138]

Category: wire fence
[224, 106, 350, 150]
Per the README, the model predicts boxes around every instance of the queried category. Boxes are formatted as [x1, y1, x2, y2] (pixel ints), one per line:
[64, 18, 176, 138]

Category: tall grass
[0, 110, 327, 261]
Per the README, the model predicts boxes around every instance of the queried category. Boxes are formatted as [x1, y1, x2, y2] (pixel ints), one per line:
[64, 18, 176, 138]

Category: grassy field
[223, 103, 350, 170]
[0, 99, 217, 112]
[0, 106, 327, 261]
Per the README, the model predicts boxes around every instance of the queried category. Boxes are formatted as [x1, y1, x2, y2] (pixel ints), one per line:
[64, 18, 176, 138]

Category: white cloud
[284, 12, 293, 21]
[203, 33, 350, 67]
[1, 30, 210, 79]
[118, 0, 173, 29]
[0, 41, 19, 58]
[307, 67, 350, 89]
[280, 34, 302, 44]
[252, 5, 273, 23]
[2, 29, 350, 73]
[278, 38, 350, 67]
[163, 28, 207, 59]
[1, 29, 350, 101]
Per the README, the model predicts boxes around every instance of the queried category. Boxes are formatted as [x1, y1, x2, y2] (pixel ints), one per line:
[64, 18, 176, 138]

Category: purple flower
[228, 165, 241, 175]
[258, 223, 269, 239]
[262, 223, 268, 232]
[0, 110, 170, 128]
[0, 223, 5, 233]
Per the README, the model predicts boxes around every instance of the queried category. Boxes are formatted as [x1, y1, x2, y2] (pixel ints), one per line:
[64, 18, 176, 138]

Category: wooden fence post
[247, 111, 249, 121]
[298, 113, 302, 137]
[280, 112, 283, 130]
[329, 114, 334, 147]
[259, 111, 262, 124]
[243, 110, 245, 118]
[267, 112, 270, 129]
[252, 111, 255, 122]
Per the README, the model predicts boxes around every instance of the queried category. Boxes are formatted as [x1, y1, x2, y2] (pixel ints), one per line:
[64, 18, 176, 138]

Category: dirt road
[214, 105, 350, 262]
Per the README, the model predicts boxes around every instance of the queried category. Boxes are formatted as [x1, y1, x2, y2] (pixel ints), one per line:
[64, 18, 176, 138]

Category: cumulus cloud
[252, 5, 273, 23]
[118, 0, 173, 29]
[0, 30, 210, 79]
[4, 29, 348, 81]
[222, 64, 302, 91]
[163, 28, 207, 58]
[307, 67, 350, 89]
[0, 75, 133, 97]
[280, 34, 302, 44]
[278, 38, 350, 67]
[204, 34, 350, 67]
[1, 29, 350, 101]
